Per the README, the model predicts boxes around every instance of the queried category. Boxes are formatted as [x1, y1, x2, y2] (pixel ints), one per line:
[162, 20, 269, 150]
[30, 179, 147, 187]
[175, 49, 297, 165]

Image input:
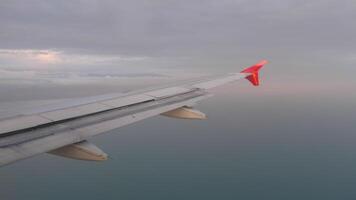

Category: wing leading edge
[0, 60, 267, 166]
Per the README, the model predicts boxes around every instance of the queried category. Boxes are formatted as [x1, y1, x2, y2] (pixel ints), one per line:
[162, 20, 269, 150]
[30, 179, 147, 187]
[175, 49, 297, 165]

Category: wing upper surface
[0, 73, 245, 135]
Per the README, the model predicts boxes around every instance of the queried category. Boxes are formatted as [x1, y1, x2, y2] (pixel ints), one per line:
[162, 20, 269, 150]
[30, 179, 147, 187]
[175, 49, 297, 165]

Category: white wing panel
[193, 74, 245, 89]
[0, 94, 154, 135]
[144, 87, 191, 98]
[0, 115, 52, 135]
[0, 75, 242, 135]
[39, 103, 112, 121]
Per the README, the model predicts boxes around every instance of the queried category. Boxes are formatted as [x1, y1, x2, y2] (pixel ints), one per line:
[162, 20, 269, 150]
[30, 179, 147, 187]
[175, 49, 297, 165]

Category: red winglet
[240, 60, 268, 86]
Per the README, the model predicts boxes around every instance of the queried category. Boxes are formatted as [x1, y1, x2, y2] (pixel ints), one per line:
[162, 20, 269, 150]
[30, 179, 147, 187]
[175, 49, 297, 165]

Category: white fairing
[48, 141, 108, 161]
[162, 106, 207, 119]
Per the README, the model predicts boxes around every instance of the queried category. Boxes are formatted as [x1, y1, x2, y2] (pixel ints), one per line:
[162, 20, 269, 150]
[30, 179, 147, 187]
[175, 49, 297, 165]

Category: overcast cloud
[0, 0, 355, 85]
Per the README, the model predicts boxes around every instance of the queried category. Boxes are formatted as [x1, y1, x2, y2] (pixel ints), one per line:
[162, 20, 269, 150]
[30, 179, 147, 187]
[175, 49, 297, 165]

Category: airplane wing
[0, 60, 267, 166]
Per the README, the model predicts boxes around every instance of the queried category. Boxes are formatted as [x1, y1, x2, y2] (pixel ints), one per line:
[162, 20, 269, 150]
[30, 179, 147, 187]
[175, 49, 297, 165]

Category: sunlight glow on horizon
[35, 52, 60, 64]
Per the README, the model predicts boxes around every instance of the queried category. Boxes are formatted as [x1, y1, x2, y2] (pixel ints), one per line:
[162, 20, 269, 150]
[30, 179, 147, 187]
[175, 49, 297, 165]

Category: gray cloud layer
[1, 1, 355, 52]
[0, 0, 356, 80]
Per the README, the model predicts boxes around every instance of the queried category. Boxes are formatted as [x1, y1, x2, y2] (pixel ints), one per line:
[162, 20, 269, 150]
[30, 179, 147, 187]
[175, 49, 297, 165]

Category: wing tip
[240, 60, 268, 86]
[241, 60, 268, 73]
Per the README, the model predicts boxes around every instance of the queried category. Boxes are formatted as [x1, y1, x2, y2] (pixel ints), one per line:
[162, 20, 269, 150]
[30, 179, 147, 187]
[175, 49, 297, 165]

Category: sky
[1, 1, 356, 199]
[1, 0, 356, 81]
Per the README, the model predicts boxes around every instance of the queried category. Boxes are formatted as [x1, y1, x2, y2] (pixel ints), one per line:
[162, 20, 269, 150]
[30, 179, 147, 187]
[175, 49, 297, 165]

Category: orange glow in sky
[35, 52, 60, 64]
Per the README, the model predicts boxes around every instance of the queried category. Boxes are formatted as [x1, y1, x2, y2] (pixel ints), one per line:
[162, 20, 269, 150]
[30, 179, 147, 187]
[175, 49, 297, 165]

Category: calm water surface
[1, 80, 356, 200]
